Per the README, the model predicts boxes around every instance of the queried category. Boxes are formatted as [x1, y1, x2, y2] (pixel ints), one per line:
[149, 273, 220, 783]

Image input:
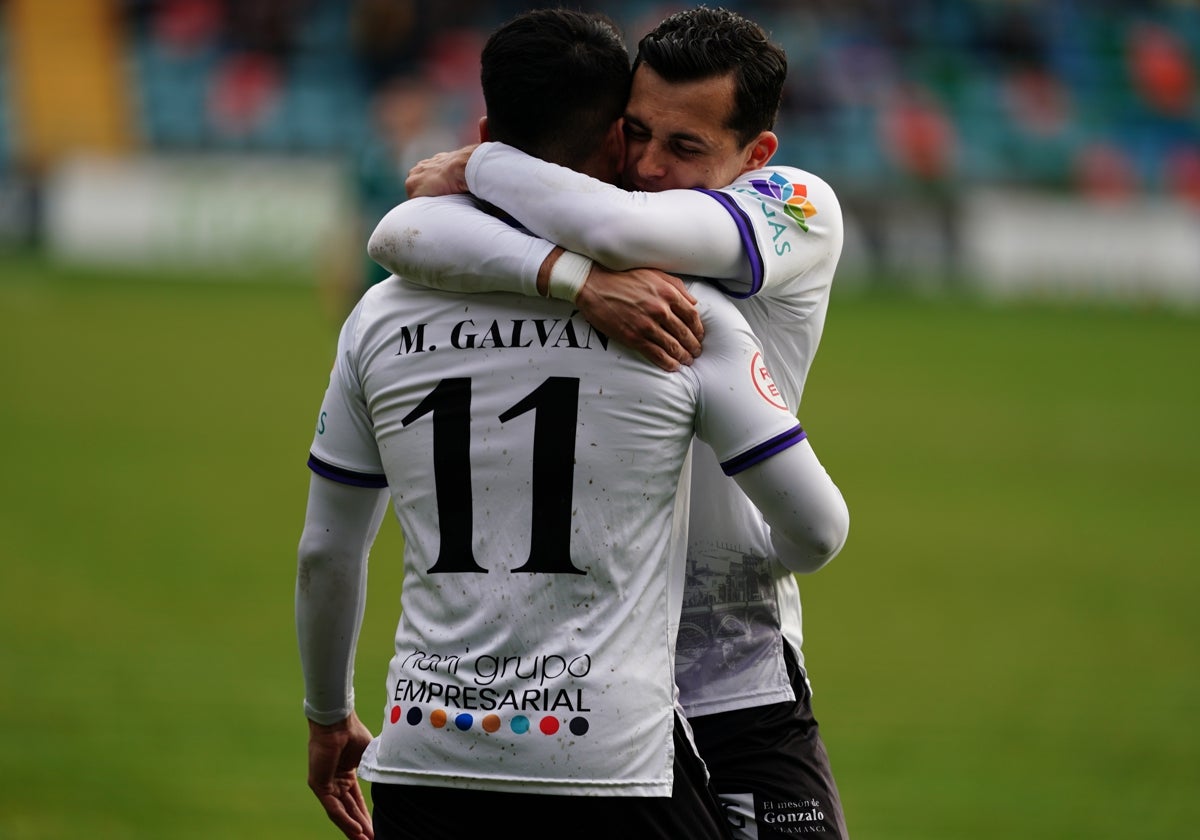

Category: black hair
[481, 8, 631, 169]
[634, 6, 786, 146]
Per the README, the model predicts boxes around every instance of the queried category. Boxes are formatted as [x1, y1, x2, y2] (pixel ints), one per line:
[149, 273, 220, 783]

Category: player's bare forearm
[404, 145, 477, 197]
[575, 264, 703, 372]
[307, 713, 375, 840]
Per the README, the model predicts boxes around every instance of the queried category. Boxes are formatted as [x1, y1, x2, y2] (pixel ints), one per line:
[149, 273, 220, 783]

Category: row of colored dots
[390, 705, 590, 736]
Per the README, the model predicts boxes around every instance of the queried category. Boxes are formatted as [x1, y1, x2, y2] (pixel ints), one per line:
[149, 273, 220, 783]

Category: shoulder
[733, 165, 839, 197]
[395, 193, 481, 211]
[348, 276, 436, 338]
[689, 282, 754, 338]
[374, 194, 498, 238]
[723, 165, 842, 225]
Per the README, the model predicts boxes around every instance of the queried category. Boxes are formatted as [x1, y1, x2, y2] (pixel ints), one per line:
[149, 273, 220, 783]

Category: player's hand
[307, 712, 375, 840]
[576, 264, 704, 372]
[405, 145, 478, 198]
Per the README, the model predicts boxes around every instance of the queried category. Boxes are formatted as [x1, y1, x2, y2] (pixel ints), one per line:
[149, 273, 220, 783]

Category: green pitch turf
[1, 253, 1197, 838]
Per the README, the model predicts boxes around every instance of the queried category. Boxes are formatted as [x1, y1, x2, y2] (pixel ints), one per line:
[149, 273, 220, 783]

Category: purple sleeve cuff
[720, 425, 807, 475]
[695, 188, 765, 299]
[308, 453, 388, 488]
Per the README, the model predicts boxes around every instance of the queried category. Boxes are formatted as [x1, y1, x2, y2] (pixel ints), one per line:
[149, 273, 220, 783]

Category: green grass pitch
[1, 253, 1197, 838]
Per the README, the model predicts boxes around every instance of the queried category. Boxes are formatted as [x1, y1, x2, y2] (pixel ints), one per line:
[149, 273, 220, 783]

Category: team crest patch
[751, 351, 788, 411]
[748, 173, 817, 231]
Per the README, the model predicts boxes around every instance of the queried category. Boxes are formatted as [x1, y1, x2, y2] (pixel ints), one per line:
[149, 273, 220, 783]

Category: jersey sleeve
[307, 294, 388, 487]
[688, 283, 850, 573]
[367, 194, 554, 298]
[465, 142, 748, 282]
[686, 284, 805, 472]
[697, 165, 844, 298]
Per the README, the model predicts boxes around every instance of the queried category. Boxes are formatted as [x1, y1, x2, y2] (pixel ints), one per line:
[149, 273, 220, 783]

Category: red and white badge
[751, 351, 788, 410]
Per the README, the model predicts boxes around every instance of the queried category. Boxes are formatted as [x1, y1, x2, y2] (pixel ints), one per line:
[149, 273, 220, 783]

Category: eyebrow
[623, 113, 712, 149]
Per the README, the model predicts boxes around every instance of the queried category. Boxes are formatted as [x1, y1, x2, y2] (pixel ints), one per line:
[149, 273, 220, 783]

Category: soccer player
[296, 9, 850, 840]
[369, 7, 852, 838]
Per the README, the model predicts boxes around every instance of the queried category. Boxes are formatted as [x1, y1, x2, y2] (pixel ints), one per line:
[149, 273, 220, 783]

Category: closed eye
[623, 122, 650, 142]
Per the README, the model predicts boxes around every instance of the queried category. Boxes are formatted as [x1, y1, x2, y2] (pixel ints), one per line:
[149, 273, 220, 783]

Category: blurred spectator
[152, 0, 222, 56]
[1001, 66, 1073, 140]
[349, 0, 424, 91]
[1074, 141, 1139, 203]
[1165, 146, 1200, 207]
[351, 73, 460, 292]
[1127, 21, 1195, 118]
[368, 74, 460, 194]
[970, 0, 1049, 70]
[207, 51, 281, 137]
[421, 27, 486, 94]
[223, 0, 305, 58]
[878, 81, 961, 281]
[1123, 21, 1199, 192]
[879, 82, 958, 183]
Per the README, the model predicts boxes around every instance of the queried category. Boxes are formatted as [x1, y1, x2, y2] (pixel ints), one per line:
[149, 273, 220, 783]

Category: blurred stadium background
[1, 0, 1198, 302]
[2, 1, 1198, 838]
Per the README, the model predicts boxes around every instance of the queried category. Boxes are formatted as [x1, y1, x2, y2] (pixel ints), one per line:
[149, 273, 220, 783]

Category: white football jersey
[678, 166, 842, 715]
[370, 145, 844, 716]
[308, 278, 804, 795]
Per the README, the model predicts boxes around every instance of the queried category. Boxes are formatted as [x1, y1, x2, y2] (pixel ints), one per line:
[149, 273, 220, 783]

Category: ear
[613, 117, 627, 178]
[741, 130, 779, 174]
[478, 116, 489, 143]
[579, 120, 626, 183]
[605, 119, 625, 177]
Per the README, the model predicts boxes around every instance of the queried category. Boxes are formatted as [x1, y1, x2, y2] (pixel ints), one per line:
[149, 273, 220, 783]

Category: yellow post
[5, 0, 134, 172]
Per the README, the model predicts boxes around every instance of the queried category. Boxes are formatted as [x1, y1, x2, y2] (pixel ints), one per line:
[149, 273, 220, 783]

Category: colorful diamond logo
[749, 172, 817, 231]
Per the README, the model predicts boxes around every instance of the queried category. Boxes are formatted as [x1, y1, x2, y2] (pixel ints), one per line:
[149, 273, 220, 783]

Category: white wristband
[547, 251, 593, 303]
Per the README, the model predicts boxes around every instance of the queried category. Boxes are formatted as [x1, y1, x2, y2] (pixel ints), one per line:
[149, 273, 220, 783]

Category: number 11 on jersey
[401, 377, 586, 576]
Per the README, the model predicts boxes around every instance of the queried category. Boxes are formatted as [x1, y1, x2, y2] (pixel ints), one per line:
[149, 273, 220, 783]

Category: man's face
[621, 65, 754, 192]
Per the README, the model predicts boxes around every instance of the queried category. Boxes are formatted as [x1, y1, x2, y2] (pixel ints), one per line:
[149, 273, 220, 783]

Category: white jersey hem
[681, 685, 796, 719]
[359, 765, 672, 798]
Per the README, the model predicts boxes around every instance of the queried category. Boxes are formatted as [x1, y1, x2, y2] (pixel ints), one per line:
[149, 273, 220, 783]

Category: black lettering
[478, 321, 506, 349]
[450, 320, 477, 349]
[396, 324, 427, 354]
[507, 320, 534, 348]
[532, 318, 560, 346]
[552, 318, 583, 348]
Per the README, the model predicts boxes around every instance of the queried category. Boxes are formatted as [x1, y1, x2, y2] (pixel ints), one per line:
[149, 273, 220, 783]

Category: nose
[633, 140, 669, 183]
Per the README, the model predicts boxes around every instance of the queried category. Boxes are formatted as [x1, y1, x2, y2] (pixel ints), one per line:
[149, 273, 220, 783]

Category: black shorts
[370, 713, 732, 840]
[689, 644, 848, 839]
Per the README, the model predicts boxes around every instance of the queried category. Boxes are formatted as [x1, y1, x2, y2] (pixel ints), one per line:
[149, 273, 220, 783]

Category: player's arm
[731, 444, 849, 573]
[368, 195, 703, 371]
[296, 475, 387, 725]
[297, 300, 388, 722]
[296, 474, 388, 840]
[690, 286, 849, 572]
[459, 143, 843, 299]
[460, 142, 749, 277]
[296, 296, 389, 840]
[368, 194, 551, 298]
[403, 143, 743, 280]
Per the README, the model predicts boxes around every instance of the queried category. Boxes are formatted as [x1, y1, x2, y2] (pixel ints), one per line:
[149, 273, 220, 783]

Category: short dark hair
[634, 6, 786, 147]
[481, 8, 631, 169]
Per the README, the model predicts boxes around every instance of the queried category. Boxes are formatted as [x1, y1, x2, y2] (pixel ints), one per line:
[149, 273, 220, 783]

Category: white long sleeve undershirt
[464, 141, 749, 281]
[295, 475, 389, 724]
[731, 439, 850, 574]
[368, 193, 554, 298]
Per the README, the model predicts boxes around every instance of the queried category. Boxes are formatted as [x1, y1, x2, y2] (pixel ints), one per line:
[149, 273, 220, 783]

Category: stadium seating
[2, 0, 1196, 201]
